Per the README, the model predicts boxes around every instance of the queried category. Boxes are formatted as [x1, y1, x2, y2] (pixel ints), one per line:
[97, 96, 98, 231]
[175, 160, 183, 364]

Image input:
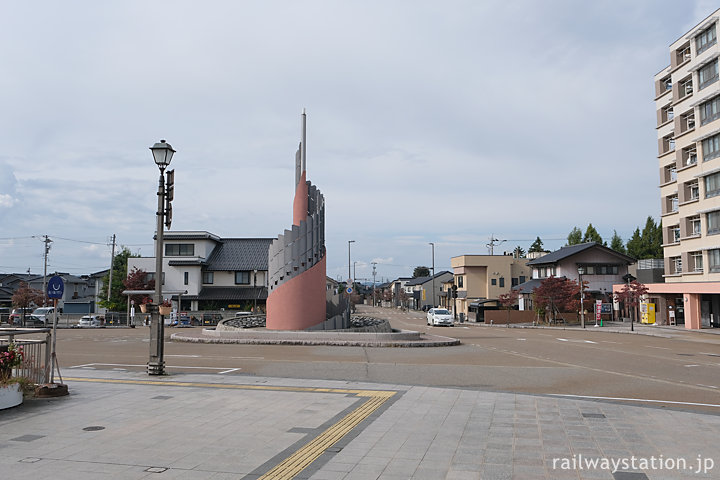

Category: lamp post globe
[150, 139, 175, 170]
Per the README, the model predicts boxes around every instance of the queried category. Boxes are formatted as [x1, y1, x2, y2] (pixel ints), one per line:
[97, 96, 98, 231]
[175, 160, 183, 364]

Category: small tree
[11, 283, 44, 326]
[528, 237, 545, 253]
[413, 266, 430, 278]
[498, 289, 519, 327]
[533, 276, 580, 324]
[614, 280, 649, 330]
[98, 247, 138, 311]
[582, 223, 603, 244]
[123, 267, 154, 307]
[610, 230, 626, 254]
[512, 246, 526, 258]
[567, 227, 582, 246]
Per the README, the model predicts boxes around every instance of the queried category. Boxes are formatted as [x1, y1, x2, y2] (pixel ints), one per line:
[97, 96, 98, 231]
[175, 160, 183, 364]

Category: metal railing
[0, 328, 51, 385]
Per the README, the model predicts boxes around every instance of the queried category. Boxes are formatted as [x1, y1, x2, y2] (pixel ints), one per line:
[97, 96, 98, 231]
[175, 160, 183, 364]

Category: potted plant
[159, 299, 172, 316]
[140, 297, 152, 313]
[1, 344, 25, 409]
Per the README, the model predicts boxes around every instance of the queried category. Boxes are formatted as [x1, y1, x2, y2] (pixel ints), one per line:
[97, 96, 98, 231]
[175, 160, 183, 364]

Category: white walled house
[127, 231, 273, 311]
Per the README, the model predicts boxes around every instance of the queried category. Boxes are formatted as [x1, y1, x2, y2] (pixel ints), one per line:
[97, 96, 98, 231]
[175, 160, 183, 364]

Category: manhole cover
[83, 426, 105, 431]
[582, 413, 606, 419]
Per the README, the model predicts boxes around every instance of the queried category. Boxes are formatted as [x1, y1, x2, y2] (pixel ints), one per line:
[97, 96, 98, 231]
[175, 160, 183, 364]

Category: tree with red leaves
[533, 276, 580, 323]
[123, 267, 155, 306]
[11, 283, 44, 326]
[498, 289, 519, 327]
[614, 280, 649, 330]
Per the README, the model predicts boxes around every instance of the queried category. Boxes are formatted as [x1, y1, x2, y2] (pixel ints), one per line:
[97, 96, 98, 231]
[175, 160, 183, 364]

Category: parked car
[234, 311, 253, 317]
[427, 308, 454, 327]
[30, 307, 55, 325]
[9, 308, 34, 325]
[77, 315, 104, 327]
[202, 313, 223, 326]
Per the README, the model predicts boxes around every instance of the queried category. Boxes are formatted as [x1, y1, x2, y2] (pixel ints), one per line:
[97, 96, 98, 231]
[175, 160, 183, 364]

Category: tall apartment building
[651, 9, 720, 328]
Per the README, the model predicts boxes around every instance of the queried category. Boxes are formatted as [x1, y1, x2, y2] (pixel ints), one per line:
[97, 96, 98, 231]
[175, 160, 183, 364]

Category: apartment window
[696, 24, 717, 54]
[184, 272, 189, 286]
[670, 225, 681, 243]
[679, 77, 693, 97]
[457, 276, 464, 288]
[690, 181, 700, 200]
[700, 96, 720, 125]
[491, 278, 496, 286]
[708, 210, 720, 235]
[671, 256, 682, 274]
[709, 249, 720, 272]
[661, 104, 674, 123]
[499, 277, 505, 288]
[676, 44, 691, 64]
[698, 60, 719, 90]
[202, 271, 214, 284]
[146, 272, 165, 285]
[704, 134, 720, 161]
[691, 251, 704, 272]
[165, 243, 194, 256]
[705, 172, 720, 198]
[511, 278, 519, 287]
[669, 194, 679, 212]
[683, 146, 698, 166]
[519, 276, 526, 284]
[690, 215, 702, 235]
[235, 271, 251, 285]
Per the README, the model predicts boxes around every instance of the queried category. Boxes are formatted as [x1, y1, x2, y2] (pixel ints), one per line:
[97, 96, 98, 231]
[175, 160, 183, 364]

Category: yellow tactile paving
[64, 377, 397, 479]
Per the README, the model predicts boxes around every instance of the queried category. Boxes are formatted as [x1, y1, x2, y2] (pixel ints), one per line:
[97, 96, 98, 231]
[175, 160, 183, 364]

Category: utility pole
[429, 242, 435, 308]
[42, 235, 52, 306]
[107, 234, 116, 303]
[486, 234, 506, 255]
[371, 262, 377, 306]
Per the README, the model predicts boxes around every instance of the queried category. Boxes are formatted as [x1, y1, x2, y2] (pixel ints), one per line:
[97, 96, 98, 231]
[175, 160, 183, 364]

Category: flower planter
[0, 383, 23, 410]
[159, 306, 172, 316]
[140, 304, 148, 313]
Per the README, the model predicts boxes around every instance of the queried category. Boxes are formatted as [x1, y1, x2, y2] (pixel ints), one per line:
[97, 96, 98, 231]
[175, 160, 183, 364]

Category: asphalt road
[53, 305, 720, 413]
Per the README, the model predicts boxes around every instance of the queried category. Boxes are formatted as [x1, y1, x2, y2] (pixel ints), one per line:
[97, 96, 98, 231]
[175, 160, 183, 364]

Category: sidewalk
[1, 370, 718, 479]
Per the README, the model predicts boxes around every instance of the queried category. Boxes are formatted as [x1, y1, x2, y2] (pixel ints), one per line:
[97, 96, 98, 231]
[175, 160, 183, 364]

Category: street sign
[47, 275, 64, 299]
[346, 287, 353, 294]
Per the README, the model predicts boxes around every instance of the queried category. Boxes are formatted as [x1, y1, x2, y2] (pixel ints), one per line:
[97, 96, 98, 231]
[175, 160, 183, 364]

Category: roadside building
[450, 254, 531, 322]
[652, 8, 720, 328]
[127, 231, 272, 312]
[405, 271, 453, 310]
[514, 242, 634, 316]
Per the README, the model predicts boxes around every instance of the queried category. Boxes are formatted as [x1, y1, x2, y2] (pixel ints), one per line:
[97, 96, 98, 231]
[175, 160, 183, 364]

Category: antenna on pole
[486, 234, 506, 255]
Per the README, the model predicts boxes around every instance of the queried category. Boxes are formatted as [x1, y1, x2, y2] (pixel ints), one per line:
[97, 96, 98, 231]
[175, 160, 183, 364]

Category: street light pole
[577, 265, 585, 329]
[429, 242, 435, 309]
[347, 240, 355, 322]
[148, 139, 175, 376]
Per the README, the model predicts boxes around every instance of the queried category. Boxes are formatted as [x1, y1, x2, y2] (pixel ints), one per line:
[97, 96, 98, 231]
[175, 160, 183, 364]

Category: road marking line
[697, 384, 718, 389]
[685, 364, 701, 367]
[69, 363, 243, 372]
[548, 393, 720, 409]
[648, 346, 671, 350]
[218, 368, 241, 374]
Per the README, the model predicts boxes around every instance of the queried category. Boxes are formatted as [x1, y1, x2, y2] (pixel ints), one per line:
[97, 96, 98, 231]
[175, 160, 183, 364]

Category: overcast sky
[0, 1, 716, 283]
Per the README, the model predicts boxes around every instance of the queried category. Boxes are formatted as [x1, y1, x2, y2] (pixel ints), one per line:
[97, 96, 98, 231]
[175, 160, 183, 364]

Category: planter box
[0, 383, 23, 410]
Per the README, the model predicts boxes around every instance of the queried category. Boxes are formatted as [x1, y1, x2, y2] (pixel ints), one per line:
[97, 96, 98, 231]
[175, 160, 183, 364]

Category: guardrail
[0, 328, 51, 385]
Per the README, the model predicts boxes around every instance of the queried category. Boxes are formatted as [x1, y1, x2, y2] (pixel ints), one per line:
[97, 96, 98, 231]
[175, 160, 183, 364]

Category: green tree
[582, 223, 603, 244]
[610, 230, 626, 254]
[413, 266, 430, 278]
[528, 237, 544, 253]
[513, 246, 526, 258]
[567, 227, 582, 246]
[640, 216, 663, 258]
[98, 247, 139, 311]
[626, 227, 642, 259]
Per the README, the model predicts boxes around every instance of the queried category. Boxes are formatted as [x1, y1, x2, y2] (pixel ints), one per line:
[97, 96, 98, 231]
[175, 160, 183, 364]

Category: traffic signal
[165, 169, 174, 229]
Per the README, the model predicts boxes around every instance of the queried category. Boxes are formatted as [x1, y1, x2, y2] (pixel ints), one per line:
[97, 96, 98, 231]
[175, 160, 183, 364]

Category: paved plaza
[1, 370, 718, 480]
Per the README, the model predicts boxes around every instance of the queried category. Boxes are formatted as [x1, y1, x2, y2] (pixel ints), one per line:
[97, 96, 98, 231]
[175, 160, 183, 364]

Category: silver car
[427, 308, 454, 326]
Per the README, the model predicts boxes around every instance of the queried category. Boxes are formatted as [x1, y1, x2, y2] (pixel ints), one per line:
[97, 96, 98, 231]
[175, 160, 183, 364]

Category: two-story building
[405, 271, 454, 310]
[450, 254, 531, 322]
[514, 242, 634, 313]
[127, 231, 273, 312]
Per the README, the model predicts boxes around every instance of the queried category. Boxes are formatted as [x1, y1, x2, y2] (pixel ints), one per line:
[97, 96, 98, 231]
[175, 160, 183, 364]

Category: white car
[77, 315, 103, 327]
[427, 308, 454, 326]
[30, 307, 55, 325]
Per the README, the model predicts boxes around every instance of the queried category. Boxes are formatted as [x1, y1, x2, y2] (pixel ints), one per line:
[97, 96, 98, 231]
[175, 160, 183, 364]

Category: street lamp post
[148, 139, 175, 376]
[253, 269, 258, 313]
[429, 242, 435, 309]
[347, 240, 355, 322]
[577, 265, 585, 329]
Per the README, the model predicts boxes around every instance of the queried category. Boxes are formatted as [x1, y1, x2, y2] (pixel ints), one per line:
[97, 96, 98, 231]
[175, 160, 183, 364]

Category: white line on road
[165, 354, 201, 358]
[647, 346, 671, 350]
[70, 363, 243, 372]
[218, 368, 241, 374]
[685, 364, 701, 367]
[697, 384, 718, 389]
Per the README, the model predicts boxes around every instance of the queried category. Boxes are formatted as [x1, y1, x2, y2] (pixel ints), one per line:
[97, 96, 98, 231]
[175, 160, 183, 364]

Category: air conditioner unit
[685, 84, 694, 94]
[685, 52, 692, 60]
[688, 118, 695, 128]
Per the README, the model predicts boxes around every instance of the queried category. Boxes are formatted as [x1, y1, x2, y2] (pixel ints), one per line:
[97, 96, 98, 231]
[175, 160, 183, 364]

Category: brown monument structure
[266, 111, 328, 330]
